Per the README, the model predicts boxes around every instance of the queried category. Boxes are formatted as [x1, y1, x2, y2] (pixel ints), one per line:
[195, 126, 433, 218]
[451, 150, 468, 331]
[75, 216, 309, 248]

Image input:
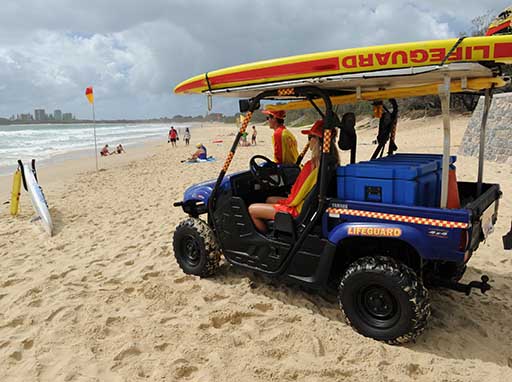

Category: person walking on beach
[168, 126, 178, 147]
[251, 125, 257, 145]
[262, 110, 298, 165]
[183, 128, 191, 146]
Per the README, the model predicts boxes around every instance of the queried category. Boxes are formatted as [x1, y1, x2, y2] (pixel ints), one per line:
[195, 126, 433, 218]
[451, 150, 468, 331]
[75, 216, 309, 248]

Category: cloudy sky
[0, 0, 509, 120]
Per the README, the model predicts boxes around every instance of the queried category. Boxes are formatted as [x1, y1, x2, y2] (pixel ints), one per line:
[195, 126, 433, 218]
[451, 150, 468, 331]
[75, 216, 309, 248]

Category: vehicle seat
[272, 154, 338, 239]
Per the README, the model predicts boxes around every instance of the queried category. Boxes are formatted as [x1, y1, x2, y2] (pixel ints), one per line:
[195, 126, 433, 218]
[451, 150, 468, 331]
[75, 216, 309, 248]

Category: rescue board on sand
[174, 35, 512, 98]
[10, 168, 22, 216]
[19, 160, 53, 236]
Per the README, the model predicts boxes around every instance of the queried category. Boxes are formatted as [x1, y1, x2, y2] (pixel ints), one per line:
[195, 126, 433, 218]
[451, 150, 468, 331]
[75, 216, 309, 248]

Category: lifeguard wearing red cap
[265, 109, 298, 165]
[301, 120, 324, 137]
[262, 109, 286, 119]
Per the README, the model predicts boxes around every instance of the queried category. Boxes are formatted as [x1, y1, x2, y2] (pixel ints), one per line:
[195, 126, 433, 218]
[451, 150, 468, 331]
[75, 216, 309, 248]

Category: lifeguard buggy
[172, 35, 512, 343]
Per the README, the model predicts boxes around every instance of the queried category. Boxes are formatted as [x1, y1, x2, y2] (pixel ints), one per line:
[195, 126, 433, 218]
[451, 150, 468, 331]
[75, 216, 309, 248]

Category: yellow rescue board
[10, 169, 22, 216]
[266, 77, 506, 111]
[174, 35, 512, 97]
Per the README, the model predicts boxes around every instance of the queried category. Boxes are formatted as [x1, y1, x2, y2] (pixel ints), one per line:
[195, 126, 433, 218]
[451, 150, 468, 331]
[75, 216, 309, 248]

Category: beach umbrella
[85, 86, 98, 172]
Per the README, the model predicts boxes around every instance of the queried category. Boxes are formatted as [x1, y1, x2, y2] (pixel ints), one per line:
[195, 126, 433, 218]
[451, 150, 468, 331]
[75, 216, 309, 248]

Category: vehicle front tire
[173, 217, 221, 277]
[338, 256, 430, 344]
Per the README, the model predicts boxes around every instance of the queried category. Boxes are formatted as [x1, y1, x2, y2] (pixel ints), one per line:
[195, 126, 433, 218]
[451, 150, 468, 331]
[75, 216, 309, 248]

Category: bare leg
[248, 203, 277, 233]
[266, 196, 285, 204]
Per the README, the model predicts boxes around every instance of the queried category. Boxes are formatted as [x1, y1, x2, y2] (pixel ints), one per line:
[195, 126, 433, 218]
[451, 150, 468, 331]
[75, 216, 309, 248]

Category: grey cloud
[0, 0, 509, 119]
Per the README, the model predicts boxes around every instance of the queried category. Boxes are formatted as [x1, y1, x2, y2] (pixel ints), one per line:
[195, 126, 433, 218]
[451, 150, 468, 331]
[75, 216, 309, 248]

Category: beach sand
[1, 116, 511, 381]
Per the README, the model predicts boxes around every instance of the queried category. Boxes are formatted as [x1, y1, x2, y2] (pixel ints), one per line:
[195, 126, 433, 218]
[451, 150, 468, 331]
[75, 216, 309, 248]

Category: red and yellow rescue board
[174, 35, 512, 96]
[486, 6, 512, 36]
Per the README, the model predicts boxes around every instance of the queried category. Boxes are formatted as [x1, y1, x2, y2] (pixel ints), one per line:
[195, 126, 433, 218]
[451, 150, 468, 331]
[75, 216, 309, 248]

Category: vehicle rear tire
[338, 256, 430, 344]
[173, 217, 221, 277]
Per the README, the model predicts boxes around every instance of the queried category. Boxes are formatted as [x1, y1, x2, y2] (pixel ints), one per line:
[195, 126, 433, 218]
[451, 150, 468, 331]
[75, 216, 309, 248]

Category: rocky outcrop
[459, 92, 512, 163]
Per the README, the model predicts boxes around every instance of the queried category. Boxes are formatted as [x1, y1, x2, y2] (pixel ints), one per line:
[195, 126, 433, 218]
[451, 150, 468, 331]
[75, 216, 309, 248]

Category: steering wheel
[249, 155, 282, 186]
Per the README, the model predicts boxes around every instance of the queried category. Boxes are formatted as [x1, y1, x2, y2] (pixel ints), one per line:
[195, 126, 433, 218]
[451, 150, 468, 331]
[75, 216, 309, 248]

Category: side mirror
[239, 99, 260, 113]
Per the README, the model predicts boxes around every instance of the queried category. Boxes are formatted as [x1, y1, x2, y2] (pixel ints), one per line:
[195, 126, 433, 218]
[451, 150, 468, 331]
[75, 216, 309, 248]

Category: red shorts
[273, 203, 299, 218]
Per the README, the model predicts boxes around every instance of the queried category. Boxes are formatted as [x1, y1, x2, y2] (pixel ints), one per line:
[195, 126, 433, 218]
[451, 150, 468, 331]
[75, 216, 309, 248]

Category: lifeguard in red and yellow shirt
[262, 110, 298, 165]
[249, 120, 330, 232]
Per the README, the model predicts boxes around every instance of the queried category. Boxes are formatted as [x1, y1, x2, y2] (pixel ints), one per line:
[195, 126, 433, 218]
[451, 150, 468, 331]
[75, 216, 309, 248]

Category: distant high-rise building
[62, 113, 73, 121]
[20, 113, 33, 121]
[54, 109, 62, 120]
[34, 109, 46, 121]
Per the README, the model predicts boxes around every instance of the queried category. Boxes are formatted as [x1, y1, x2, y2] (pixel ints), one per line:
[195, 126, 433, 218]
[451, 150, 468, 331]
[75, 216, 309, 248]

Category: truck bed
[326, 181, 501, 262]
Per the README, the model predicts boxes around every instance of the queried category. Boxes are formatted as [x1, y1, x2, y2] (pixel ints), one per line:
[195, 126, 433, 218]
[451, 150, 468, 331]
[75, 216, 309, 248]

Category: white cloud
[0, 0, 510, 118]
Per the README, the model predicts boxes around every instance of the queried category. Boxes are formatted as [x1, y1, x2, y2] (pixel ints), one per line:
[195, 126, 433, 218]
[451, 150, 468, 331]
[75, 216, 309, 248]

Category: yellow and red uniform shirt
[272, 125, 298, 165]
[274, 160, 318, 218]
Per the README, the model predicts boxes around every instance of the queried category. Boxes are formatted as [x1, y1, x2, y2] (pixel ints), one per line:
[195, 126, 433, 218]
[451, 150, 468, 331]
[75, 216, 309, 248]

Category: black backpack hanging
[371, 99, 398, 160]
[337, 112, 357, 164]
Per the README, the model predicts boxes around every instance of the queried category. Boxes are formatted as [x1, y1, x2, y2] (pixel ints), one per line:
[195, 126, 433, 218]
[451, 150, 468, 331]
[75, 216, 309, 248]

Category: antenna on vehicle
[205, 72, 213, 111]
[207, 94, 213, 111]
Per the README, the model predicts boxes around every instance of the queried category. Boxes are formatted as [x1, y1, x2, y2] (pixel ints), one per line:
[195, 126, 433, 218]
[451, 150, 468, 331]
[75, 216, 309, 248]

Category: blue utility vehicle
[173, 61, 511, 344]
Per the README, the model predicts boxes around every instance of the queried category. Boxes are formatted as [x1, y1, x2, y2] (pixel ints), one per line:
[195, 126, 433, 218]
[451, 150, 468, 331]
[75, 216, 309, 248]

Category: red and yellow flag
[85, 86, 94, 104]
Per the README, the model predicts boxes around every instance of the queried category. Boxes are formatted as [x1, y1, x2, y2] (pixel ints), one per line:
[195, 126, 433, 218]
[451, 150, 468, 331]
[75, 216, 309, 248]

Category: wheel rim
[181, 235, 201, 267]
[356, 284, 400, 329]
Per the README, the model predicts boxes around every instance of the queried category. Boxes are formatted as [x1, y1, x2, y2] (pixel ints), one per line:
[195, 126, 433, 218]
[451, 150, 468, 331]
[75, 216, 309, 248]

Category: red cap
[301, 120, 324, 137]
[262, 109, 286, 119]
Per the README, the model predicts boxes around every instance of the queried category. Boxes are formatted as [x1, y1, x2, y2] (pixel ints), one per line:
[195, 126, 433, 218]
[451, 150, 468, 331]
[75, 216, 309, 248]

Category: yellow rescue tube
[10, 169, 22, 216]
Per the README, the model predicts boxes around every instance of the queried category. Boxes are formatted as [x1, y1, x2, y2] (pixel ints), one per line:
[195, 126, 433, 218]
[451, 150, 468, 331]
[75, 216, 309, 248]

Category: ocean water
[0, 122, 190, 175]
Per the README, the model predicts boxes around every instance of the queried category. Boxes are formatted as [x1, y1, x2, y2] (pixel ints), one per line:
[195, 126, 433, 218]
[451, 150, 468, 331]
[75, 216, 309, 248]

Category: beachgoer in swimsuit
[183, 143, 208, 162]
[100, 144, 111, 156]
[251, 126, 257, 145]
[184, 128, 191, 146]
[168, 127, 178, 147]
[116, 144, 125, 154]
[241, 131, 249, 146]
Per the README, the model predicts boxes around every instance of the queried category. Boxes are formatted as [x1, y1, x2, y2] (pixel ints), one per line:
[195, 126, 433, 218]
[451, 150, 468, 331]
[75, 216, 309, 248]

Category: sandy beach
[1, 116, 511, 381]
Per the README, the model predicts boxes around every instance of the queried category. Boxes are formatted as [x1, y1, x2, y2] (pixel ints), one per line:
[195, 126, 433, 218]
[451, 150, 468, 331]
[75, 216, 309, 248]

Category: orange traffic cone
[447, 167, 460, 209]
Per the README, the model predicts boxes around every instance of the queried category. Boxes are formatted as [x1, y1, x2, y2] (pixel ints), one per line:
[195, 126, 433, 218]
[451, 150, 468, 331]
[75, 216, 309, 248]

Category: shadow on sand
[49, 207, 64, 236]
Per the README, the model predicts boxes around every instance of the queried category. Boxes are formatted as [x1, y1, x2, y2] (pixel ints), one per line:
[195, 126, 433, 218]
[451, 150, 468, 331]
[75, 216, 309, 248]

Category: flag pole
[92, 102, 98, 172]
[86, 86, 98, 172]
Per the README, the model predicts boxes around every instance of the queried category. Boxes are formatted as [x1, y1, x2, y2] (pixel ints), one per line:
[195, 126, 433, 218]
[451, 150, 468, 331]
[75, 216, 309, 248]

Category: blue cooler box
[336, 157, 439, 206]
[372, 154, 457, 206]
